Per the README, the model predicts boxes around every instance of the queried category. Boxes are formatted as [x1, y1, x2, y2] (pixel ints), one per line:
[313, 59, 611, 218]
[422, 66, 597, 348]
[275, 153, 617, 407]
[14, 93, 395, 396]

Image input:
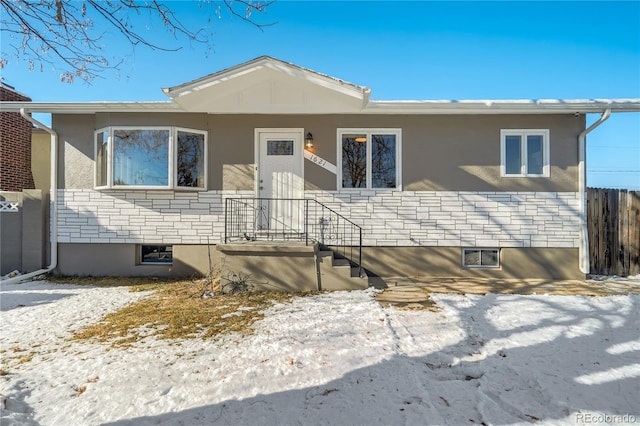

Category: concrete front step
[218, 242, 367, 291]
[317, 250, 367, 290]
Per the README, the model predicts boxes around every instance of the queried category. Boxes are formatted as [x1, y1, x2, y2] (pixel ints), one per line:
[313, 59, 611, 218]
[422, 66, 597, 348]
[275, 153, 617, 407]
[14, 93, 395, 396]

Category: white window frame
[337, 128, 402, 190]
[174, 127, 208, 189]
[94, 128, 110, 189]
[94, 126, 208, 190]
[462, 248, 501, 269]
[500, 129, 550, 177]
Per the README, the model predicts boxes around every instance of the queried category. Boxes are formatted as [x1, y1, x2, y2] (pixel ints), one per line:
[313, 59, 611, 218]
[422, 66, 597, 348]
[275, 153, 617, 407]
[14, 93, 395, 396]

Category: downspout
[2, 109, 58, 284]
[578, 108, 611, 274]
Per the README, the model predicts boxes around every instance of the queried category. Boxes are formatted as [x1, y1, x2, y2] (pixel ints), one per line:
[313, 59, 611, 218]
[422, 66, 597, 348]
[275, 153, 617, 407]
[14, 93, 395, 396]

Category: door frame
[254, 128, 305, 198]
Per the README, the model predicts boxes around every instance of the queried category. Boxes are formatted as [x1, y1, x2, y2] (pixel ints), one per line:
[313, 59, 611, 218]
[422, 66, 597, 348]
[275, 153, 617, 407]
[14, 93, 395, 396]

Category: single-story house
[2, 56, 639, 290]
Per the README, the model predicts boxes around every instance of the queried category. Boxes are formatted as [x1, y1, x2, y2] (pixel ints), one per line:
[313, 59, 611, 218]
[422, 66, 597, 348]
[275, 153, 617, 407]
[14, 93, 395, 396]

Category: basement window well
[140, 245, 173, 264]
[463, 248, 500, 268]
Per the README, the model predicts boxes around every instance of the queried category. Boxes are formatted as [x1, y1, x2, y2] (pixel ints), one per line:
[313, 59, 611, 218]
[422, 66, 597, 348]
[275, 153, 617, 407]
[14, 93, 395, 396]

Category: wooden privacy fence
[587, 188, 640, 276]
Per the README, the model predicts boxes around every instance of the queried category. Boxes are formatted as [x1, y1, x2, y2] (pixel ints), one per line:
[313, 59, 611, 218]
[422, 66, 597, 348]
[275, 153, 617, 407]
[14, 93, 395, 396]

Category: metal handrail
[224, 198, 363, 276]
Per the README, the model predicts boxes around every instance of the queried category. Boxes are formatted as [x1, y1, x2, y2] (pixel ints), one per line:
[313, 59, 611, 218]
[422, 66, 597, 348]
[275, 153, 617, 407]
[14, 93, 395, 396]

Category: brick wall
[0, 84, 34, 191]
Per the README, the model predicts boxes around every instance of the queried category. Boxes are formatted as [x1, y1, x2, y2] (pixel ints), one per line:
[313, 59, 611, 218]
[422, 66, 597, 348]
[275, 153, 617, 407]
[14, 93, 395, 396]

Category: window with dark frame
[140, 245, 173, 264]
[177, 130, 206, 188]
[339, 129, 400, 189]
[267, 140, 294, 156]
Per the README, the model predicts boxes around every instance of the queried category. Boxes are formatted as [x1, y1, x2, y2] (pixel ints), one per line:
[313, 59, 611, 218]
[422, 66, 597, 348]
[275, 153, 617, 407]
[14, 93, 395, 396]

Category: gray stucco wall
[32, 129, 51, 195]
[55, 243, 582, 280]
[0, 190, 45, 275]
[53, 113, 583, 192]
[0, 202, 21, 274]
[208, 114, 582, 192]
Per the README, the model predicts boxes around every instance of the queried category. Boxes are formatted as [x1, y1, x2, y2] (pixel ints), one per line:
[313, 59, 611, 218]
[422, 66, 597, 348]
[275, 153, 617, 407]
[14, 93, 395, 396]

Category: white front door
[256, 129, 304, 232]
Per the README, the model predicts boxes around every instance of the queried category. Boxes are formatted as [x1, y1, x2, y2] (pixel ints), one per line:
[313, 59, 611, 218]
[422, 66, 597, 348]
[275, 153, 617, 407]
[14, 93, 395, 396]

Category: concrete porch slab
[217, 241, 315, 254]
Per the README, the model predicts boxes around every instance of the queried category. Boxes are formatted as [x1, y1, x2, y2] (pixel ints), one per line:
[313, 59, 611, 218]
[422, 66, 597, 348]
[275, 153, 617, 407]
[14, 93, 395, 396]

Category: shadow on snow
[102, 294, 639, 425]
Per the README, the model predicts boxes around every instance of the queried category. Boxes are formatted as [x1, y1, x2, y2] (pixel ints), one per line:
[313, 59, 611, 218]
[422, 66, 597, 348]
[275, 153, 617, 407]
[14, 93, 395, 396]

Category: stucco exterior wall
[361, 247, 582, 280]
[54, 114, 95, 189]
[0, 195, 21, 274]
[31, 129, 51, 195]
[53, 112, 582, 192]
[55, 243, 582, 280]
[207, 113, 582, 192]
[0, 190, 45, 275]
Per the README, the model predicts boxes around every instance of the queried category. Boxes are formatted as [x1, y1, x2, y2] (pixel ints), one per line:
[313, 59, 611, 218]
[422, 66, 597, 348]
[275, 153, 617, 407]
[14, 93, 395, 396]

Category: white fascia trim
[3, 98, 638, 115]
[364, 99, 640, 114]
[263, 61, 370, 100]
[0, 101, 183, 113]
[163, 56, 371, 101]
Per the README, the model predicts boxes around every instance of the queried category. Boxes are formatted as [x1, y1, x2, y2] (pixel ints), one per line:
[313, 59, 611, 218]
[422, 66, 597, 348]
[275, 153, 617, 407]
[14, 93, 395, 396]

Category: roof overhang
[0, 101, 182, 114]
[3, 98, 639, 115]
[363, 99, 640, 114]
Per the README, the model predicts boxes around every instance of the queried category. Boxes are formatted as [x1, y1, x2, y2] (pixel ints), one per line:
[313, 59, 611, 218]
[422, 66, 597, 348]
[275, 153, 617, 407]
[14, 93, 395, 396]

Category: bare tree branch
[0, 0, 276, 83]
[223, 0, 276, 30]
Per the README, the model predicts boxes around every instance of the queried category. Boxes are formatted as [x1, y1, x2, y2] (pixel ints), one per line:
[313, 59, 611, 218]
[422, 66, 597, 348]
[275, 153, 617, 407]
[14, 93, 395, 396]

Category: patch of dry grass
[46, 275, 185, 288]
[72, 282, 299, 347]
[1, 347, 38, 367]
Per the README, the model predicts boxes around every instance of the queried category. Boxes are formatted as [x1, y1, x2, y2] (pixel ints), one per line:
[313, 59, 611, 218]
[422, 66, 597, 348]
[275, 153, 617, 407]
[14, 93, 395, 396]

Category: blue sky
[2, 1, 639, 189]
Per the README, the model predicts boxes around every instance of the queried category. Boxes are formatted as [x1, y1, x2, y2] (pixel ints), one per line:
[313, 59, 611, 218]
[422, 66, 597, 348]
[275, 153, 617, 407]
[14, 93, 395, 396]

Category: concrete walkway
[374, 284, 440, 311]
[375, 277, 640, 310]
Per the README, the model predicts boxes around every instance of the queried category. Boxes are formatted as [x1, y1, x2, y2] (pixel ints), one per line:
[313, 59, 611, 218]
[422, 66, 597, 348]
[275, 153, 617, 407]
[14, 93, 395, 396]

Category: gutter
[578, 109, 611, 274]
[2, 110, 58, 284]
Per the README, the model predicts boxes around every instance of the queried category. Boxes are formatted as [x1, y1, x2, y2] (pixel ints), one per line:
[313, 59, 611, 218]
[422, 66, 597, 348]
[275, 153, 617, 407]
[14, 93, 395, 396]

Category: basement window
[463, 248, 500, 268]
[140, 245, 173, 264]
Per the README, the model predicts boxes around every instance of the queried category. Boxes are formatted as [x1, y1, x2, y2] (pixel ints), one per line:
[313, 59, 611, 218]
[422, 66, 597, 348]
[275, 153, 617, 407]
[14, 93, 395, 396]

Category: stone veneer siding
[57, 189, 580, 248]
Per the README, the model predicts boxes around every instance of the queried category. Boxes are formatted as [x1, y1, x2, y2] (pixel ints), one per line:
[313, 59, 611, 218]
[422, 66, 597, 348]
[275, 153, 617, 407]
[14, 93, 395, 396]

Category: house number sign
[304, 149, 337, 174]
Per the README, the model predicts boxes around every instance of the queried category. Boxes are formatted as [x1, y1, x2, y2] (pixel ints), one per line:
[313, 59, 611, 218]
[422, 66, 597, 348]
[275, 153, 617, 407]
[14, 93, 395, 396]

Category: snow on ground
[1, 281, 639, 426]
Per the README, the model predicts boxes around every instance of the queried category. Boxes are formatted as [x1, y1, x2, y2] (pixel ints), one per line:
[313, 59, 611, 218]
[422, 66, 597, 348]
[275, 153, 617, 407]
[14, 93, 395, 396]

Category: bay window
[95, 126, 207, 190]
[338, 129, 401, 189]
[176, 129, 206, 188]
[95, 129, 109, 187]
